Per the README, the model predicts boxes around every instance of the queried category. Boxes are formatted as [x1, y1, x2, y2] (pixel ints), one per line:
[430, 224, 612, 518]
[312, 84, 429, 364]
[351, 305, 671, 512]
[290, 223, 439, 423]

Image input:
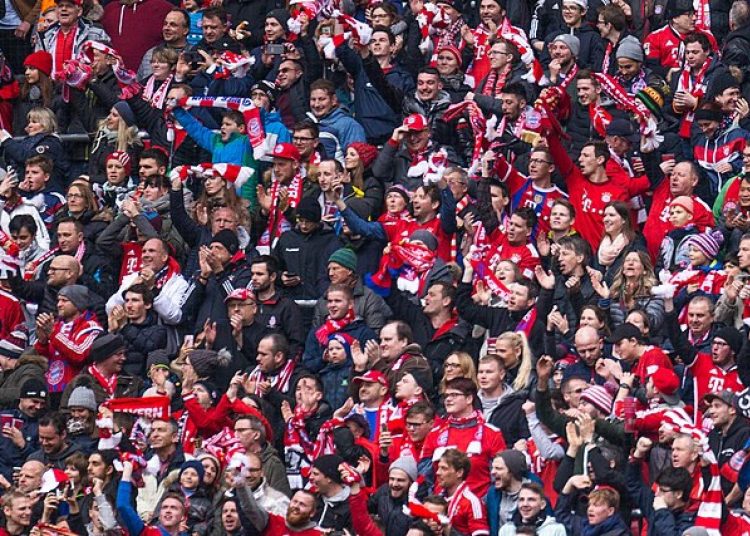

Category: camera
[265, 44, 285, 55]
[182, 50, 202, 69]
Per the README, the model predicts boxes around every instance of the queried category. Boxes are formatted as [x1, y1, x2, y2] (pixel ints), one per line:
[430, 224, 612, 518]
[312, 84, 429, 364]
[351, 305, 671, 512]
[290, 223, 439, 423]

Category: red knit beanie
[23, 51, 53, 78]
[347, 142, 379, 168]
[436, 45, 462, 67]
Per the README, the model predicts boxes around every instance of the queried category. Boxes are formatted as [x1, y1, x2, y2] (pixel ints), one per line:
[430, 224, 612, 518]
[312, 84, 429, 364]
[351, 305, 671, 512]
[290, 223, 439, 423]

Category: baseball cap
[403, 114, 428, 132]
[272, 142, 301, 162]
[353, 370, 388, 386]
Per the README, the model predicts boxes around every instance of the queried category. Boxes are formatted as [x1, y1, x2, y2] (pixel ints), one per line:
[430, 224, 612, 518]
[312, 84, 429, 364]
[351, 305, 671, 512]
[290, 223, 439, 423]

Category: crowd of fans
[2, 0, 750, 533]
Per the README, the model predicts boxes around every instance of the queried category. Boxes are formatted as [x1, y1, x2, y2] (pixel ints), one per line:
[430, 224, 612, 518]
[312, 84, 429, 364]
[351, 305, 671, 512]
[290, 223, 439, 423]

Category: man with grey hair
[233, 415, 291, 497]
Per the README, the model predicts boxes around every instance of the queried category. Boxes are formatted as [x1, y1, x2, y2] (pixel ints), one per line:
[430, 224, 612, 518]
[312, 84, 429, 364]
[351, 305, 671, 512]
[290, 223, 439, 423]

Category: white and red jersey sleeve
[448, 485, 490, 536]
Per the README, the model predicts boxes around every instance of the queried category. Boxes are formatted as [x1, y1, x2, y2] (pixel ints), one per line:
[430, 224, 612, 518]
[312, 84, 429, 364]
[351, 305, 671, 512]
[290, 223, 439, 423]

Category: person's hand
[281, 400, 293, 423]
[92, 478, 104, 497]
[202, 319, 217, 348]
[674, 91, 697, 110]
[653, 494, 667, 510]
[409, 0, 424, 14]
[0, 425, 22, 448]
[716, 161, 734, 174]
[472, 280, 491, 305]
[522, 400, 536, 415]
[463, 212, 475, 236]
[227, 371, 244, 401]
[42, 493, 59, 521]
[14, 21, 30, 39]
[0, 169, 18, 197]
[0, 473, 11, 491]
[198, 246, 213, 278]
[595, 358, 615, 382]
[736, 98, 750, 120]
[150, 367, 169, 390]
[565, 474, 592, 492]
[535, 265, 555, 290]
[536, 355, 554, 385]
[659, 158, 676, 176]
[257, 380, 271, 396]
[461, 24, 475, 47]
[514, 438, 528, 452]
[379, 430, 393, 453]
[333, 398, 354, 419]
[182, 363, 197, 391]
[196, 49, 214, 70]
[36, 313, 54, 344]
[635, 436, 653, 458]
[632, 157, 646, 175]
[565, 275, 581, 291]
[612, 0, 632, 16]
[108, 305, 126, 332]
[356, 455, 371, 476]
[390, 125, 409, 143]
[548, 58, 562, 81]
[587, 267, 610, 299]
[620, 371, 636, 388]
[740, 284, 750, 301]
[554, 312, 570, 334]
[231, 21, 251, 41]
[281, 271, 301, 287]
[726, 276, 743, 301]
[121, 197, 141, 219]
[480, 149, 496, 177]
[230, 312, 244, 341]
[577, 413, 595, 443]
[139, 267, 155, 289]
[464, 92, 474, 102]
[364, 339, 382, 364]
[566, 420, 583, 451]
[351, 340, 368, 371]
[536, 232, 551, 257]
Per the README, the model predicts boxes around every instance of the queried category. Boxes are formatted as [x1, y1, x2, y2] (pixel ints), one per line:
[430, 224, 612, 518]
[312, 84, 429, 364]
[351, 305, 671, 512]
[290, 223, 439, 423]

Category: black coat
[487, 390, 532, 447]
[255, 290, 306, 359]
[709, 416, 750, 494]
[9, 277, 107, 328]
[2, 132, 71, 190]
[119, 311, 169, 377]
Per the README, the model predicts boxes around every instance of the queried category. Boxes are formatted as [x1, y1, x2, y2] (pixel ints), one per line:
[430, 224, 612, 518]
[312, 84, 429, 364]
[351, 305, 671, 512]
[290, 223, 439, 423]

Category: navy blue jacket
[0, 409, 37, 481]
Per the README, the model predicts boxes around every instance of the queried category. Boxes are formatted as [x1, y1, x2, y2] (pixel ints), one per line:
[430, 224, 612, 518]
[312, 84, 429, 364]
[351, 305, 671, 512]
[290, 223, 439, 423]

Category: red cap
[403, 113, 428, 131]
[353, 370, 388, 386]
[272, 142, 301, 162]
[651, 367, 680, 396]
[224, 288, 256, 303]
[436, 45, 462, 67]
[23, 50, 53, 78]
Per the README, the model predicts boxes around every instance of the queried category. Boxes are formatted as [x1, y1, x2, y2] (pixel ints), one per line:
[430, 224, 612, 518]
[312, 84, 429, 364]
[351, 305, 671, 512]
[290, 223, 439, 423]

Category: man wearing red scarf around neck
[419, 377, 506, 498]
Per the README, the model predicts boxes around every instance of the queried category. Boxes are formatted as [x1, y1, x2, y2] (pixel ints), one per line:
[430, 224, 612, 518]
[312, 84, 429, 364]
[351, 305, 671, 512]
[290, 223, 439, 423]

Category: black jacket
[118, 311, 169, 377]
[9, 277, 107, 328]
[368, 484, 411, 536]
[256, 290, 306, 359]
[487, 390, 532, 447]
[709, 416, 750, 494]
[273, 225, 344, 301]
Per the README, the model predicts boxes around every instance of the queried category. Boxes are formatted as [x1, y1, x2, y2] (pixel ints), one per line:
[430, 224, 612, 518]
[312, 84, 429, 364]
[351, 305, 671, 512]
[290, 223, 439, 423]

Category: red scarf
[102, 396, 170, 419]
[676, 58, 712, 138]
[315, 306, 355, 345]
[589, 102, 613, 138]
[602, 41, 614, 73]
[481, 65, 511, 98]
[370, 240, 437, 296]
[433, 311, 459, 341]
[25, 241, 86, 281]
[89, 364, 117, 397]
[143, 74, 173, 110]
[470, 259, 511, 302]
[516, 307, 537, 337]
[436, 410, 485, 456]
[263, 174, 304, 249]
[248, 359, 296, 395]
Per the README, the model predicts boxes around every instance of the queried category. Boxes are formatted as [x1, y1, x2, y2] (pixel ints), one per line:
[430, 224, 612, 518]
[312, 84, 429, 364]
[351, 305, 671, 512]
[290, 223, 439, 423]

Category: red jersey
[643, 180, 715, 259]
[0, 289, 25, 340]
[263, 514, 324, 536]
[632, 346, 674, 385]
[689, 352, 743, 404]
[395, 217, 455, 263]
[488, 235, 540, 279]
[644, 24, 718, 71]
[446, 482, 490, 536]
[547, 133, 648, 249]
[495, 155, 568, 236]
[421, 414, 506, 497]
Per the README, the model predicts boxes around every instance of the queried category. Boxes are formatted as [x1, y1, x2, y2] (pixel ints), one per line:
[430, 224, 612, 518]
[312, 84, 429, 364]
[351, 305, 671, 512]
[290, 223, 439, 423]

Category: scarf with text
[102, 396, 170, 419]
[315, 306, 356, 345]
[283, 403, 319, 485]
[470, 258, 512, 302]
[260, 173, 304, 252]
[176, 96, 266, 159]
[368, 240, 437, 297]
[433, 410, 485, 461]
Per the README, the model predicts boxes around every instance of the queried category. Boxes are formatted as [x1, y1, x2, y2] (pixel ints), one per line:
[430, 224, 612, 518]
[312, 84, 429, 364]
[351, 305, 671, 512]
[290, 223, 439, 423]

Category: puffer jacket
[314, 106, 367, 162]
[118, 311, 169, 376]
[487, 388, 532, 447]
[2, 132, 70, 190]
[691, 122, 749, 202]
[319, 360, 353, 411]
[36, 19, 110, 58]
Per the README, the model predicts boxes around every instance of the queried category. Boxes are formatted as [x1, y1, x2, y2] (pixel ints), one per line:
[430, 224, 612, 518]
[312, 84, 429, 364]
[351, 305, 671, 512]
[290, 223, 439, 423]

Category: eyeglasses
[444, 362, 461, 369]
[566, 387, 586, 395]
[67, 193, 84, 199]
[529, 158, 552, 165]
[443, 392, 466, 400]
[293, 136, 315, 142]
[405, 421, 428, 428]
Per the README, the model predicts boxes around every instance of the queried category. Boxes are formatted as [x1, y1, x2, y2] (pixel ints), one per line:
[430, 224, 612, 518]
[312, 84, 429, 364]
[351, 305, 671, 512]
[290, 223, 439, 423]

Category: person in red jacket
[436, 449, 489, 536]
[420, 377, 506, 497]
[34, 284, 103, 398]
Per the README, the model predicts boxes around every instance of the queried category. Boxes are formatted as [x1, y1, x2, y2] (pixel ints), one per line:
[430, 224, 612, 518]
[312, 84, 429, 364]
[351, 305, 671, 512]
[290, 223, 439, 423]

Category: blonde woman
[88, 102, 142, 184]
[3, 107, 70, 186]
[494, 331, 533, 391]
[439, 351, 477, 394]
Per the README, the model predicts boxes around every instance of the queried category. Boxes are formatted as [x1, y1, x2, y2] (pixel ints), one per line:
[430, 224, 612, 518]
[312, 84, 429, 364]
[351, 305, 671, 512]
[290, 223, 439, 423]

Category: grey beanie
[67, 386, 97, 411]
[58, 284, 90, 311]
[498, 450, 528, 481]
[410, 230, 439, 252]
[389, 454, 418, 481]
[552, 33, 580, 57]
[682, 529, 709, 536]
[615, 35, 644, 63]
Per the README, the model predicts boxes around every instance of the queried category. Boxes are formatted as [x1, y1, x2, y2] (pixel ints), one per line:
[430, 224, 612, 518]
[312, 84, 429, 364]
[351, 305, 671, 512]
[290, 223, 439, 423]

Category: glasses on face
[444, 362, 461, 369]
[405, 421, 427, 429]
[67, 193, 84, 199]
[293, 136, 315, 143]
[443, 392, 466, 400]
[529, 158, 552, 165]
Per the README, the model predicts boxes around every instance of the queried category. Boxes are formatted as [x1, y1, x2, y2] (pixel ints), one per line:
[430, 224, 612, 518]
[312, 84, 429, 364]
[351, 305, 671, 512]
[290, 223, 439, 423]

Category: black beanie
[498, 449, 528, 481]
[210, 229, 239, 255]
[266, 9, 291, 31]
[714, 326, 744, 356]
[312, 454, 344, 484]
[296, 197, 321, 223]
